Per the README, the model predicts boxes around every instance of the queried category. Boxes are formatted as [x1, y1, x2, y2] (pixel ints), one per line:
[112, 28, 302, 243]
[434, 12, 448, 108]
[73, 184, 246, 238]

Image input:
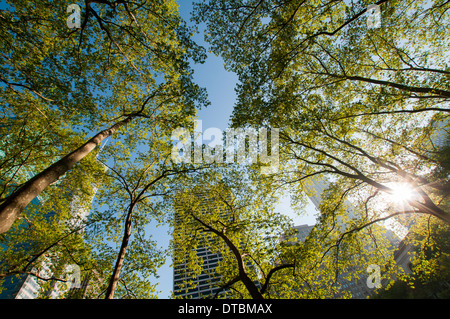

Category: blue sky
[179, 2, 237, 133]
[149, 1, 318, 299]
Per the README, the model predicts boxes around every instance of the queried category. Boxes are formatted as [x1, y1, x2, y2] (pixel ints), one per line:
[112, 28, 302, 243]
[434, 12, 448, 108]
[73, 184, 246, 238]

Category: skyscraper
[0, 173, 99, 299]
[0, 136, 108, 299]
[173, 240, 224, 298]
[278, 224, 314, 244]
[172, 191, 227, 299]
[278, 223, 375, 299]
[293, 178, 398, 298]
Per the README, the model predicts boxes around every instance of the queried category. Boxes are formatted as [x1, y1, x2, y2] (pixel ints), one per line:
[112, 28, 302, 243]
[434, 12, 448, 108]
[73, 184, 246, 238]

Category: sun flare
[388, 182, 416, 203]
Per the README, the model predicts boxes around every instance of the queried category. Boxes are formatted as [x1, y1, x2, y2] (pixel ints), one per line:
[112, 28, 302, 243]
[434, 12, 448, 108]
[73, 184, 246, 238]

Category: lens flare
[388, 183, 415, 202]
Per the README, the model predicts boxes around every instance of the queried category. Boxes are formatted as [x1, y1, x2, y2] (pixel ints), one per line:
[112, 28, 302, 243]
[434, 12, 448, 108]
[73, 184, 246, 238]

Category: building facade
[0, 178, 99, 299]
[172, 191, 227, 299]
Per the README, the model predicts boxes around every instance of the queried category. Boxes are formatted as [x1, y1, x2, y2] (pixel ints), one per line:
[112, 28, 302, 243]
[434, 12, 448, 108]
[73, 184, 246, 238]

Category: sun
[388, 182, 416, 203]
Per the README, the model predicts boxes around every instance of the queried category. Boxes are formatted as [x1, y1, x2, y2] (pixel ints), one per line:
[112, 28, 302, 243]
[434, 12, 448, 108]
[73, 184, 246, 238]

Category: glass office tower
[172, 192, 226, 298]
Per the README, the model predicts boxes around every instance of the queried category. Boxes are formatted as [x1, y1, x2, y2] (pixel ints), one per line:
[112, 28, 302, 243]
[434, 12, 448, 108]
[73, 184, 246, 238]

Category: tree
[192, 0, 450, 228]
[0, 159, 107, 298]
[170, 169, 296, 298]
[372, 218, 450, 298]
[169, 167, 401, 298]
[192, 0, 449, 220]
[0, 0, 209, 233]
[95, 149, 211, 299]
[192, 0, 450, 297]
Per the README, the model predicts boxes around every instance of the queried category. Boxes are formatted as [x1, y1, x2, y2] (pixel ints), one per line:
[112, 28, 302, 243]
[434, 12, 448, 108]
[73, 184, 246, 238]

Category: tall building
[0, 169, 101, 299]
[0, 133, 108, 299]
[278, 223, 375, 299]
[172, 188, 265, 299]
[0, 196, 43, 299]
[172, 191, 227, 299]
[300, 177, 399, 299]
[278, 224, 314, 244]
[305, 178, 329, 210]
[0, 188, 97, 299]
[173, 240, 224, 298]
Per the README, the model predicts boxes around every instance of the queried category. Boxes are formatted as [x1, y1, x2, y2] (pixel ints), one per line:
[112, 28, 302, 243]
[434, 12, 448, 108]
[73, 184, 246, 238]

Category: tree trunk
[239, 270, 264, 299]
[0, 115, 133, 234]
[105, 202, 135, 299]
